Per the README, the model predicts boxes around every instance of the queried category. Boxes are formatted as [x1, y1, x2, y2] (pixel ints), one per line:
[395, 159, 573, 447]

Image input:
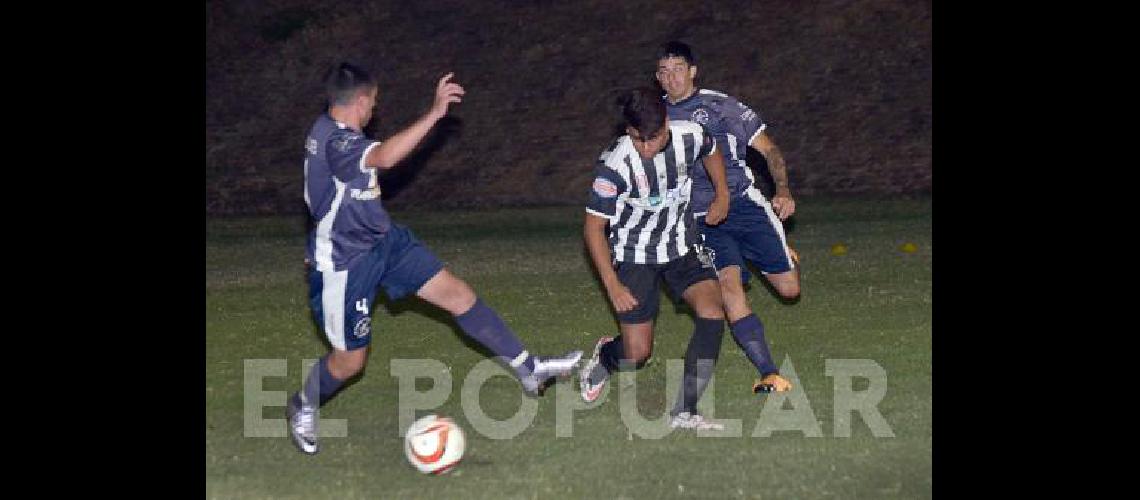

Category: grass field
[206, 196, 932, 499]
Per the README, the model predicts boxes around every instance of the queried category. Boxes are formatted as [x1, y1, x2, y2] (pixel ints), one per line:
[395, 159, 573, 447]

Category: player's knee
[717, 273, 743, 295]
[716, 282, 747, 316]
[444, 282, 478, 315]
[626, 345, 652, 365]
[776, 281, 800, 299]
[695, 305, 724, 320]
[329, 349, 368, 379]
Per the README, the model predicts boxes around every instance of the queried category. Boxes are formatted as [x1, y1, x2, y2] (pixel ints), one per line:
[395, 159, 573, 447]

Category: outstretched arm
[365, 73, 465, 169]
[750, 131, 794, 220]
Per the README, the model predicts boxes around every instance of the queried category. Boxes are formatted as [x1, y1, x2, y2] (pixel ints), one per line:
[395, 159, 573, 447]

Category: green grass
[206, 196, 932, 499]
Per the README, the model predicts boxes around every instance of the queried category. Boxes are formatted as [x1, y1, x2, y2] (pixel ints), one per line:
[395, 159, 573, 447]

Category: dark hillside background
[206, 0, 931, 214]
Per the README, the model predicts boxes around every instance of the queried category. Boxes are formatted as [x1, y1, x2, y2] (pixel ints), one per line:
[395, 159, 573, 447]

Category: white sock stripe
[510, 350, 530, 368]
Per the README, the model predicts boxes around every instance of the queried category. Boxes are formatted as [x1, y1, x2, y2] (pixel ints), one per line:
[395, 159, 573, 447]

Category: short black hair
[656, 40, 694, 65]
[618, 87, 667, 140]
[323, 62, 376, 106]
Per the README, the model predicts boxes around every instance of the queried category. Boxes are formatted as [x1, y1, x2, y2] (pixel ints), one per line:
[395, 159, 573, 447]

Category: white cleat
[669, 411, 725, 431]
[286, 397, 319, 455]
[522, 350, 583, 396]
[578, 336, 614, 403]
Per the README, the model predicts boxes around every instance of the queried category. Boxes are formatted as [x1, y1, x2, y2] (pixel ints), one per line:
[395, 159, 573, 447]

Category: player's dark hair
[323, 62, 377, 106]
[618, 87, 667, 140]
[657, 40, 695, 65]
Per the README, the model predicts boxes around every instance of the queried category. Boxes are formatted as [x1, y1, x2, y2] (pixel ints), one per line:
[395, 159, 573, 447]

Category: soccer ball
[404, 414, 465, 474]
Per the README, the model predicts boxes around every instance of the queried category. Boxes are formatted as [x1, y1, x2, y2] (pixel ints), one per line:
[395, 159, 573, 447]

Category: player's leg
[765, 269, 800, 300]
[667, 253, 727, 429]
[373, 224, 580, 395]
[580, 320, 654, 402]
[579, 262, 661, 402]
[717, 265, 751, 323]
[746, 199, 800, 300]
[414, 269, 582, 394]
[697, 209, 786, 393]
[717, 265, 790, 393]
[731, 198, 799, 392]
[288, 248, 384, 455]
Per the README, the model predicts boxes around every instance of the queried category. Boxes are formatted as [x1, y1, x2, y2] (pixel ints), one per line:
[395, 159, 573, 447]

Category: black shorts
[614, 251, 718, 324]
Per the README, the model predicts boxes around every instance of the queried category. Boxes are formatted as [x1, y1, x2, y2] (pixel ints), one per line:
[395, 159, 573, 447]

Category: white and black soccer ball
[404, 414, 465, 474]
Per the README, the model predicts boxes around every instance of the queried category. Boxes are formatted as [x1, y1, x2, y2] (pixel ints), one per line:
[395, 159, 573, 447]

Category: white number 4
[355, 298, 369, 314]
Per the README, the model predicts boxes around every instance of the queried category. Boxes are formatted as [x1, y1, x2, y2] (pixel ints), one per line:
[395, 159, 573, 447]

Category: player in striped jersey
[656, 41, 800, 394]
[578, 87, 733, 430]
[286, 62, 582, 455]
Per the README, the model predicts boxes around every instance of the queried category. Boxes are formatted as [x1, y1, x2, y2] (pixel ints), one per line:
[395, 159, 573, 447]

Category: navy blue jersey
[665, 89, 768, 213]
[303, 114, 390, 272]
[586, 120, 716, 264]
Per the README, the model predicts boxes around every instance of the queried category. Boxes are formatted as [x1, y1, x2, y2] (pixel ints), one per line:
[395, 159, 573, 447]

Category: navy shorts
[308, 223, 444, 351]
[697, 195, 795, 284]
[613, 251, 718, 324]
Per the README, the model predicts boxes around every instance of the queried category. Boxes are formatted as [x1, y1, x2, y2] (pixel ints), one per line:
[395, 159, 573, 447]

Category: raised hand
[431, 72, 465, 118]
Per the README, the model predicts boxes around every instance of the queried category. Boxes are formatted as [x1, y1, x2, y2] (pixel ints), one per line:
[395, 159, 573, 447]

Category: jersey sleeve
[325, 127, 381, 182]
[585, 162, 627, 219]
[720, 96, 767, 146]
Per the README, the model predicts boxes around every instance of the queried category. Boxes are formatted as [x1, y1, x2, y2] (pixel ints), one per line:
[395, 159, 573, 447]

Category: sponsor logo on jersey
[350, 186, 382, 201]
[306, 138, 319, 155]
[592, 177, 618, 198]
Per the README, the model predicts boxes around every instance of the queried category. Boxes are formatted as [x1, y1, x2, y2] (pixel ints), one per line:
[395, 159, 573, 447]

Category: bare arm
[584, 213, 638, 313]
[365, 73, 465, 169]
[750, 131, 795, 220]
[703, 147, 731, 225]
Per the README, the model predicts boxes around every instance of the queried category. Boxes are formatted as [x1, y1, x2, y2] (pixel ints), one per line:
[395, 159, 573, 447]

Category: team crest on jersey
[592, 177, 618, 198]
[306, 138, 318, 155]
[353, 317, 371, 338]
[741, 109, 757, 122]
[691, 108, 709, 125]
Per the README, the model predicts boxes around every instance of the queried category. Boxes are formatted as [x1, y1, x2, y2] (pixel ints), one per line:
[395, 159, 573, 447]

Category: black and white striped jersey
[585, 120, 717, 264]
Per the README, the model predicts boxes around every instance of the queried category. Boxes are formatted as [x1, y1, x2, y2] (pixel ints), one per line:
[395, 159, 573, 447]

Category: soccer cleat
[521, 350, 583, 397]
[286, 396, 319, 455]
[669, 411, 726, 431]
[752, 373, 793, 394]
[578, 336, 614, 403]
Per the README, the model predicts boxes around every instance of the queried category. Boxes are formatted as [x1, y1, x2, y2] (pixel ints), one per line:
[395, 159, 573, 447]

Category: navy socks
[294, 355, 346, 409]
[730, 313, 778, 376]
[455, 298, 536, 376]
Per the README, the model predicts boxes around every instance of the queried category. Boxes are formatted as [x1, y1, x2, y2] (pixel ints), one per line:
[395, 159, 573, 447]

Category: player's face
[628, 119, 670, 160]
[656, 57, 696, 101]
[359, 86, 379, 125]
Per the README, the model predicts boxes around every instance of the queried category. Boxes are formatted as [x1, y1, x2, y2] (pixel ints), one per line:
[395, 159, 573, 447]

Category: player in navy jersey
[656, 41, 800, 394]
[287, 62, 582, 455]
[578, 87, 732, 430]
